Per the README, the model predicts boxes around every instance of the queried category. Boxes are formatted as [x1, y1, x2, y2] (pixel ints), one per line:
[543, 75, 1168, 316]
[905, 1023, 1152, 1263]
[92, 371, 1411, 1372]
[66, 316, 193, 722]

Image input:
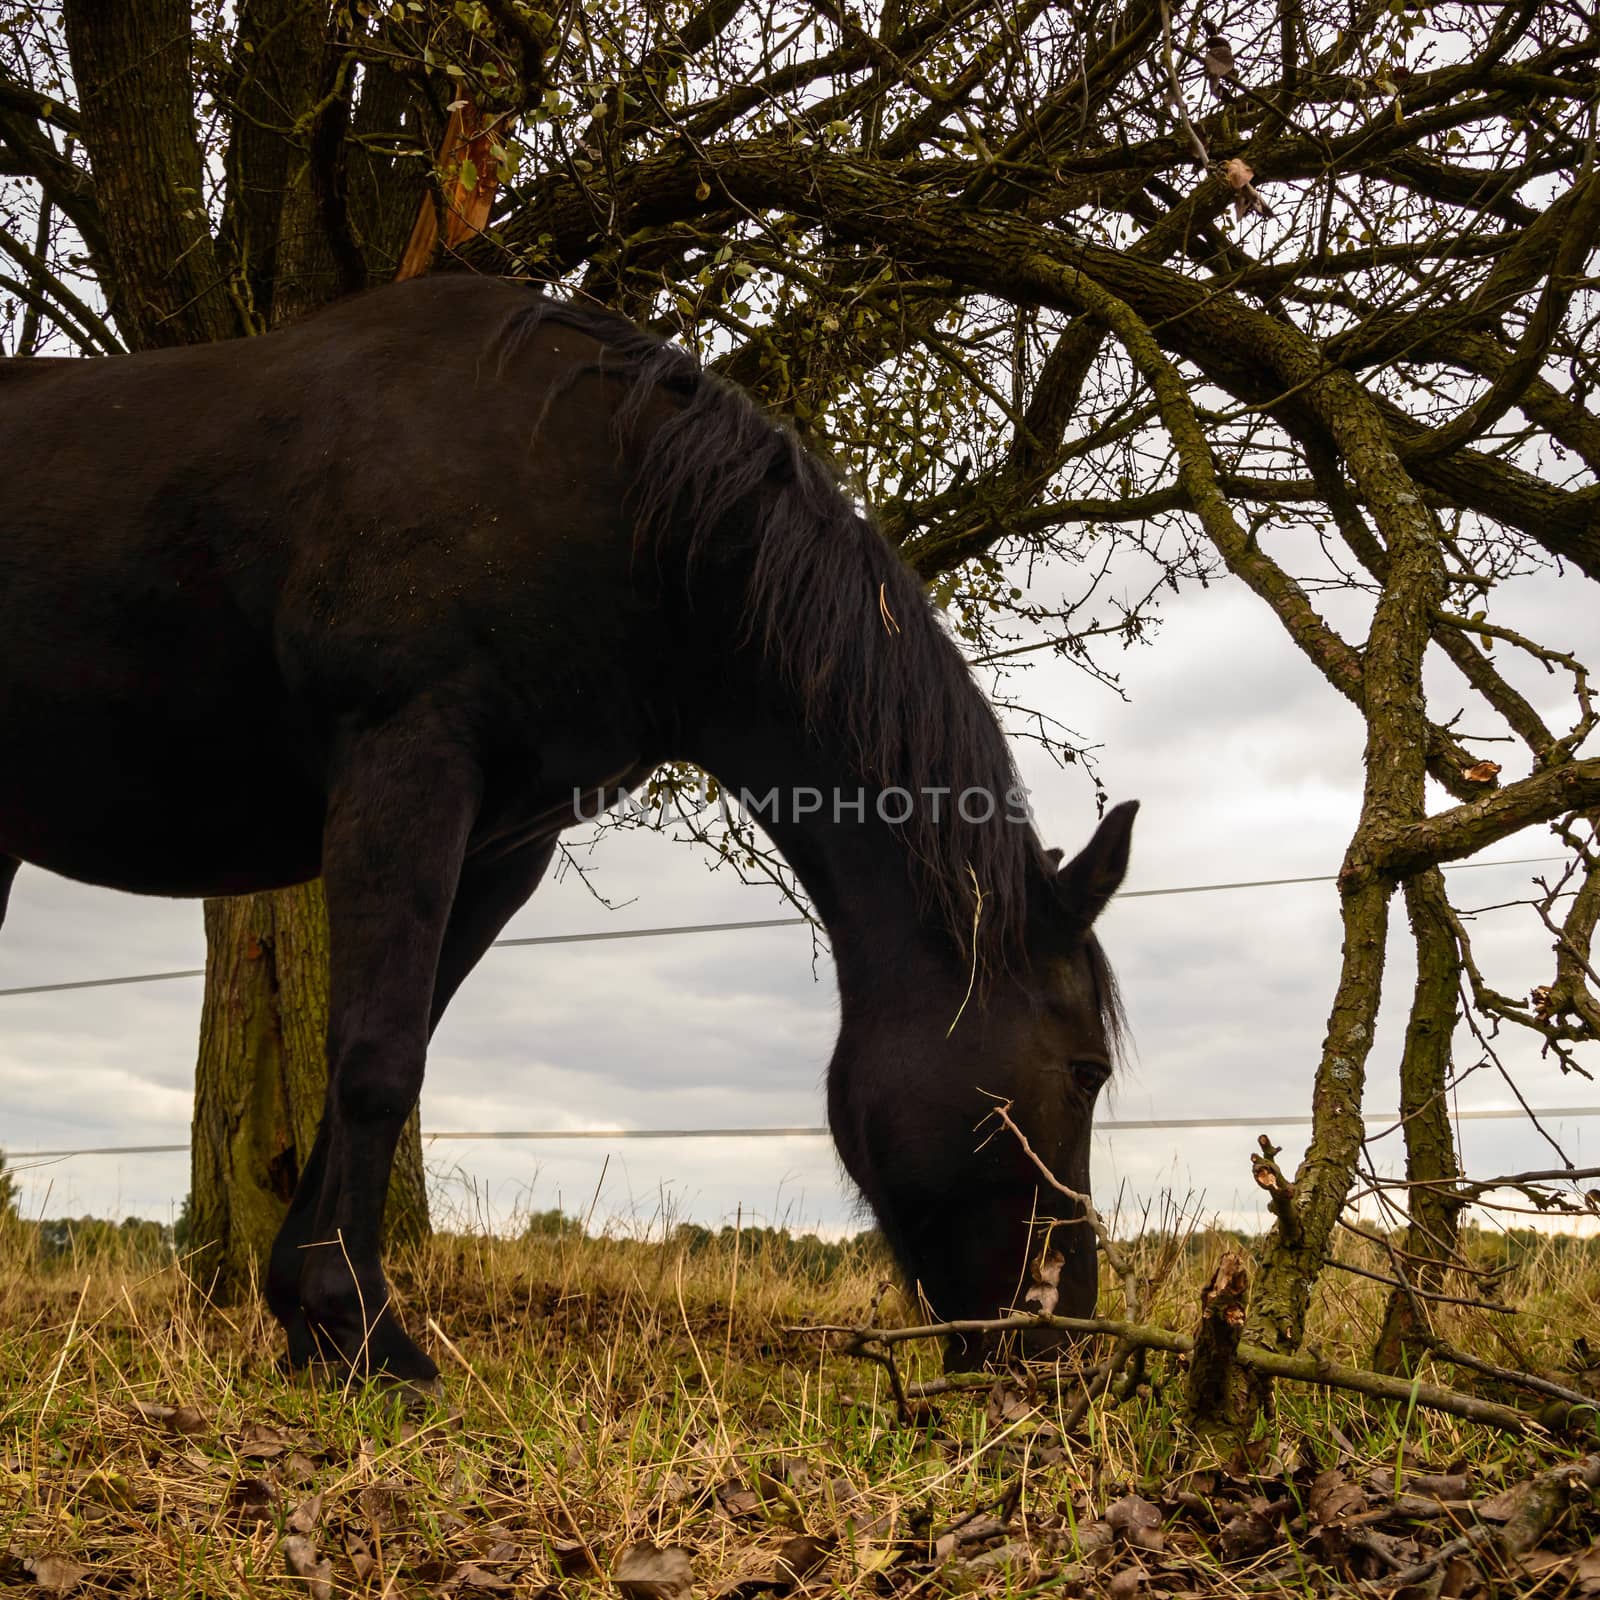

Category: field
[2, 1214, 1598, 1598]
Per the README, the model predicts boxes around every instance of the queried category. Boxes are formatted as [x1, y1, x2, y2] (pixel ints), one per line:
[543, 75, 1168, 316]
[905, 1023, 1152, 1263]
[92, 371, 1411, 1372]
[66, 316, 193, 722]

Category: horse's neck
[688, 723, 965, 1015]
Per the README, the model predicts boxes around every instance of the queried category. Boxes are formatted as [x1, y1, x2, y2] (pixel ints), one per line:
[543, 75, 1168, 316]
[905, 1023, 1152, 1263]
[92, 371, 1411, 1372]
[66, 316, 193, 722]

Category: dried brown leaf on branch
[1220, 157, 1273, 220]
[1024, 1246, 1063, 1315]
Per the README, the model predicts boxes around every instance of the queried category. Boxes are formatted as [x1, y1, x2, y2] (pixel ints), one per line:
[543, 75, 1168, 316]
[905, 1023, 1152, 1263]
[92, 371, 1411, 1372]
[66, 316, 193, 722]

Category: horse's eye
[1072, 1059, 1112, 1094]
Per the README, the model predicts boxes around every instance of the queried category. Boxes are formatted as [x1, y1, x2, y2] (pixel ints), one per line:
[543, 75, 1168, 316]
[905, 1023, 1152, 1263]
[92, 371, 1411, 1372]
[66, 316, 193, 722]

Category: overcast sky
[3, 556, 1595, 1239]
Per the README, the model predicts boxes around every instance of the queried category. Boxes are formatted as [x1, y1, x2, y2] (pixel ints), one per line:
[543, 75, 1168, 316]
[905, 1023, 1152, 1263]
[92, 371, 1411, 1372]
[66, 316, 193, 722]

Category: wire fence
[15, 1106, 1600, 1164]
[0, 854, 1567, 1001]
[5, 852, 1592, 1168]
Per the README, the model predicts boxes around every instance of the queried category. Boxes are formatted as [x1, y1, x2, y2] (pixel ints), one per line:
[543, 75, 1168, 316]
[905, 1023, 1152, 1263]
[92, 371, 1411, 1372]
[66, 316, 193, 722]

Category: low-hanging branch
[791, 1309, 1594, 1438]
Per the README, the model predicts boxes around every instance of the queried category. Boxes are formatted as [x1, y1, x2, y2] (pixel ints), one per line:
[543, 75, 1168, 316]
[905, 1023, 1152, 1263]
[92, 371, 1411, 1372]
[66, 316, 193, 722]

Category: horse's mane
[495, 292, 1041, 964]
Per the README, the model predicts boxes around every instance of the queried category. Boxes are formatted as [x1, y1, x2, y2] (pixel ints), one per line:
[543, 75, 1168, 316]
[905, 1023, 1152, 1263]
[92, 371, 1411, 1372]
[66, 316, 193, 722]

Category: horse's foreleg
[277, 729, 480, 1382]
[268, 831, 558, 1361]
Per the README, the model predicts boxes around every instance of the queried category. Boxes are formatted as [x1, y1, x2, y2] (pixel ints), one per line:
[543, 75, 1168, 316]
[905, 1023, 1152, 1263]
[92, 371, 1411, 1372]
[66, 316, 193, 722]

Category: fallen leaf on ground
[958, 1540, 1035, 1577]
[286, 1491, 323, 1536]
[766, 1456, 814, 1493]
[130, 1398, 208, 1435]
[238, 1421, 292, 1459]
[554, 1539, 604, 1577]
[227, 1475, 278, 1526]
[1309, 1467, 1366, 1525]
[1476, 1484, 1523, 1520]
[775, 1533, 832, 1586]
[450, 1561, 516, 1592]
[1075, 1520, 1117, 1566]
[615, 1542, 695, 1600]
[717, 1482, 764, 1519]
[1107, 1565, 1144, 1598]
[755, 1470, 805, 1524]
[1573, 1543, 1600, 1596]
[345, 1533, 375, 1582]
[27, 1554, 89, 1595]
[823, 1476, 858, 1510]
[359, 1481, 409, 1531]
[281, 1535, 332, 1600]
[984, 1382, 1036, 1429]
[1105, 1494, 1164, 1551]
[1219, 1508, 1276, 1562]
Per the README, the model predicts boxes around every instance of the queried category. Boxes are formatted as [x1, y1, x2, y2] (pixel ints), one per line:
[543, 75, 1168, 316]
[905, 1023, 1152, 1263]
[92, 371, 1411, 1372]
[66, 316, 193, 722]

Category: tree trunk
[1238, 385, 1446, 1414]
[60, 0, 240, 349]
[188, 885, 428, 1301]
[1372, 869, 1466, 1373]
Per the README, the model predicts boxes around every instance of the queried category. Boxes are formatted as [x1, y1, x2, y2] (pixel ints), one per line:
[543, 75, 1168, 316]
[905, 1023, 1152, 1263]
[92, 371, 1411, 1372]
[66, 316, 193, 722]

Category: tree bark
[1239, 383, 1446, 1411]
[219, 0, 330, 326]
[1373, 870, 1465, 1373]
[60, 0, 240, 348]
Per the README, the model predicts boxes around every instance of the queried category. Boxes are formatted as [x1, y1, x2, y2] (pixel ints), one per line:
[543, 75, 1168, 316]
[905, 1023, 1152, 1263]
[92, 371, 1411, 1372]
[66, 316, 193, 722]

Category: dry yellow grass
[1, 1211, 1597, 1597]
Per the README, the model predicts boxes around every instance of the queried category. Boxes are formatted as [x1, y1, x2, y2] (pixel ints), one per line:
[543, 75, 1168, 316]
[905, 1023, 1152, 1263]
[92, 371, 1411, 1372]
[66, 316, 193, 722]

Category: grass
[1, 1209, 1597, 1597]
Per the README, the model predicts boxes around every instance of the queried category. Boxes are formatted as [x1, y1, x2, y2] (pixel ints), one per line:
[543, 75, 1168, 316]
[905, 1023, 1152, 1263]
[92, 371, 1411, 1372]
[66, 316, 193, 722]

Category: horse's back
[0, 279, 662, 898]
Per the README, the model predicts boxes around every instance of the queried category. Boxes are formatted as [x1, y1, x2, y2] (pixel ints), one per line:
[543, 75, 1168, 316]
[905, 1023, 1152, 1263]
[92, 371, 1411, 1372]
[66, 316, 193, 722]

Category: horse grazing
[0, 276, 1134, 1378]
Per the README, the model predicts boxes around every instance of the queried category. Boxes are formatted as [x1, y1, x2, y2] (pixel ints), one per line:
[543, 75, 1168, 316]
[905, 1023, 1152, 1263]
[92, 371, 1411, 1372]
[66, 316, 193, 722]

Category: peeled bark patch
[1184, 1250, 1251, 1429]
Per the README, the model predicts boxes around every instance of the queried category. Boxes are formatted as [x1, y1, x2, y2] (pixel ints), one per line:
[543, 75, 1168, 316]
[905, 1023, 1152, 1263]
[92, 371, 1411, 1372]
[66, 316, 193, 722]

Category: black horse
[0, 276, 1134, 1378]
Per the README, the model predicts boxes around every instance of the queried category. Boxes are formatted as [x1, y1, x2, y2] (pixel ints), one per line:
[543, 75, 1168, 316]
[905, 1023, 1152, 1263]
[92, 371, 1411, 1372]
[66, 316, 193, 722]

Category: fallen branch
[989, 1097, 1154, 1422]
[1387, 1453, 1600, 1586]
[791, 1311, 1560, 1435]
[838, 1332, 927, 1426]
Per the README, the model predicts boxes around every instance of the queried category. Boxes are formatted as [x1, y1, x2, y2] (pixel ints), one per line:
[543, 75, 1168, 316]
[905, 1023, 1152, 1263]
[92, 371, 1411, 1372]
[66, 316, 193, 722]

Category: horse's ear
[1055, 800, 1138, 934]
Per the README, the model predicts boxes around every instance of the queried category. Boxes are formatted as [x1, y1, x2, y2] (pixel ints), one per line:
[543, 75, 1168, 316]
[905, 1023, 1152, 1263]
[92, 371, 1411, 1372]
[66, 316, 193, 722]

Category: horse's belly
[0, 720, 325, 898]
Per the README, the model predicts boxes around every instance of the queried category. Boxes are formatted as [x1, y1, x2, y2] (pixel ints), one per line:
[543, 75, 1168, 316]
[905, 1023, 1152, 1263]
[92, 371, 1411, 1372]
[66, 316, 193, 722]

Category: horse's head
[829, 801, 1136, 1368]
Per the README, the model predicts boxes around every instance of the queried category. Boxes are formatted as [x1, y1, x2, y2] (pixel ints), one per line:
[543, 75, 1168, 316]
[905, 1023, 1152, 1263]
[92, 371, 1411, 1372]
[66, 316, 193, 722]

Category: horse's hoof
[276, 1306, 439, 1388]
[380, 1374, 450, 1417]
